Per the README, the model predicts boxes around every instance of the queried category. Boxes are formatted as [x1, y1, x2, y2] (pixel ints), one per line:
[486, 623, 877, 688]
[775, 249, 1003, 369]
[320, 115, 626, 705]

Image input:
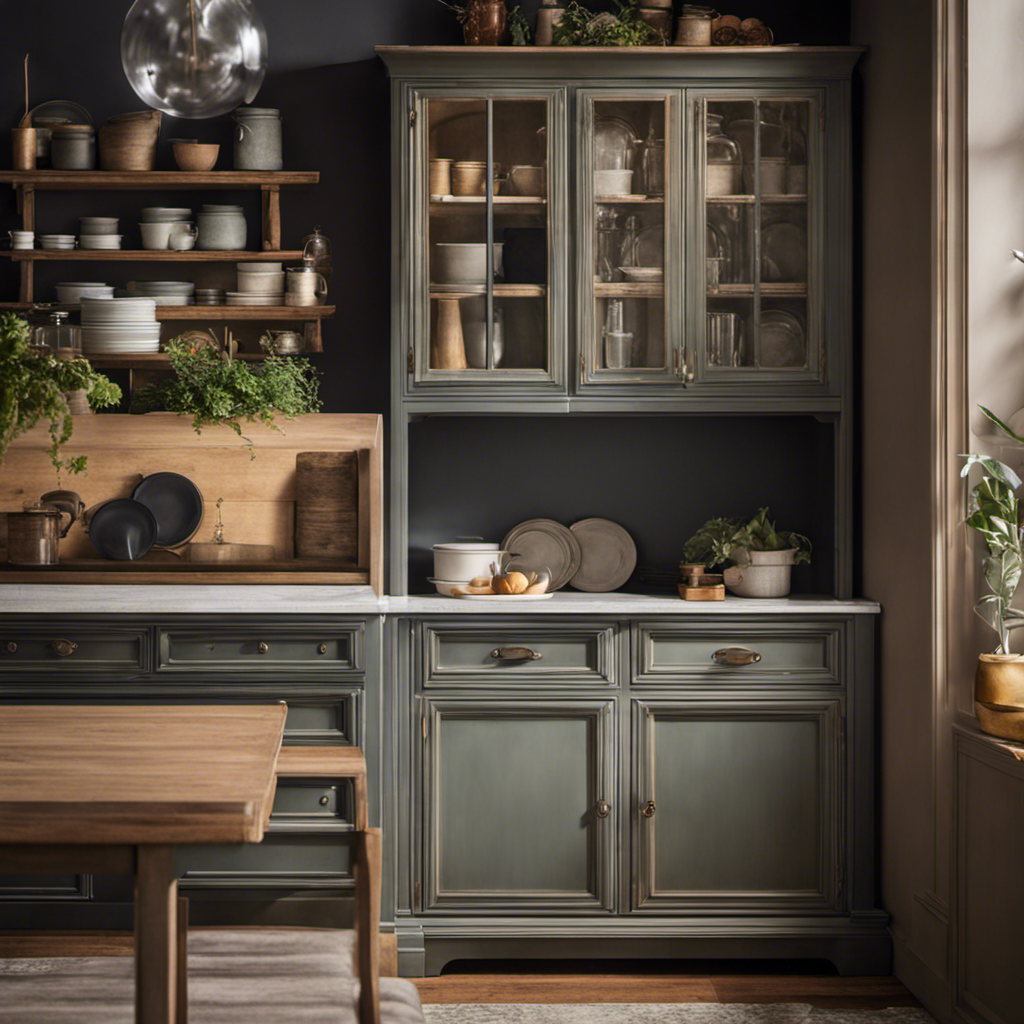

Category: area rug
[421, 1006, 936, 1024]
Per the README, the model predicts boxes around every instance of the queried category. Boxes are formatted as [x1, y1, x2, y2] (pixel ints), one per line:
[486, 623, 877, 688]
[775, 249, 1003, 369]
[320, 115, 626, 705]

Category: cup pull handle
[490, 647, 542, 662]
[712, 647, 762, 666]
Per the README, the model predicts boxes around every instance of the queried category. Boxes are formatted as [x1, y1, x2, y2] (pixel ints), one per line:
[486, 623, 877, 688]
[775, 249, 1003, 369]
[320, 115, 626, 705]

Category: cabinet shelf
[595, 196, 664, 204]
[594, 282, 664, 298]
[4, 249, 306, 262]
[706, 194, 807, 204]
[429, 284, 545, 299]
[712, 284, 807, 297]
[0, 170, 319, 190]
[431, 196, 546, 207]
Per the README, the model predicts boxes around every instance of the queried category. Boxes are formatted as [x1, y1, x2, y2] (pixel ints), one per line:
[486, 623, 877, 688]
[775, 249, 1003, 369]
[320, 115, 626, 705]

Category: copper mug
[6, 498, 80, 565]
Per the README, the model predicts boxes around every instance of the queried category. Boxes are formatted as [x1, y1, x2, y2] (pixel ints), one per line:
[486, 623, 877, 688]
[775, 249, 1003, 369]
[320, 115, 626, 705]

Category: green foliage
[0, 313, 120, 474]
[507, 5, 531, 45]
[962, 451, 1024, 653]
[683, 508, 812, 570]
[130, 338, 322, 454]
[553, 1, 660, 46]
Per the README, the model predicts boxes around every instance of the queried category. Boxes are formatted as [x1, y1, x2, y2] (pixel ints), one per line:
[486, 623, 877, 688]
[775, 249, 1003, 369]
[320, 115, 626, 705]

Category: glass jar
[705, 114, 742, 196]
[33, 310, 80, 359]
[726, 109, 787, 193]
[301, 226, 332, 276]
[641, 127, 665, 198]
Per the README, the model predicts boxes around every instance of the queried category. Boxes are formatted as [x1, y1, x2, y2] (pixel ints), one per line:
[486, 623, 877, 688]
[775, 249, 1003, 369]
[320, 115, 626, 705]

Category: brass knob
[712, 647, 762, 666]
[50, 638, 78, 658]
[319, 795, 330, 806]
[257, 641, 269, 655]
[5, 642, 16, 654]
[595, 799, 611, 819]
[317, 643, 327, 655]
[642, 800, 656, 818]
[490, 646, 542, 662]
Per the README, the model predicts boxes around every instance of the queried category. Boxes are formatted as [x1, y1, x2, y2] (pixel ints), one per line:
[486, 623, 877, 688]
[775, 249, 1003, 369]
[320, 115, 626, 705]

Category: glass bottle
[641, 126, 665, 198]
[705, 113, 742, 196]
[595, 206, 621, 283]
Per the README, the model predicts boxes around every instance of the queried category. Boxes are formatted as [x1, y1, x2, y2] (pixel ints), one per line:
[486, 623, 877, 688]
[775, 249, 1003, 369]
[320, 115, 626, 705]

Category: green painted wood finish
[635, 623, 840, 683]
[422, 622, 617, 687]
[271, 780, 345, 823]
[0, 629, 147, 673]
[633, 699, 842, 912]
[157, 626, 362, 673]
[423, 699, 615, 912]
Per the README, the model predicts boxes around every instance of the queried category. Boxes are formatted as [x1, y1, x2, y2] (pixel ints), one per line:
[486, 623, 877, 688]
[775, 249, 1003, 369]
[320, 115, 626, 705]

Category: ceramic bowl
[80, 217, 119, 235]
[432, 543, 506, 582]
[594, 169, 634, 196]
[173, 141, 220, 172]
[432, 242, 504, 285]
[237, 270, 286, 293]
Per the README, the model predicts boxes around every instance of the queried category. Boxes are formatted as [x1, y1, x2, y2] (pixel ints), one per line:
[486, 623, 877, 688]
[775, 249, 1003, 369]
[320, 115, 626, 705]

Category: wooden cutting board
[186, 542, 276, 563]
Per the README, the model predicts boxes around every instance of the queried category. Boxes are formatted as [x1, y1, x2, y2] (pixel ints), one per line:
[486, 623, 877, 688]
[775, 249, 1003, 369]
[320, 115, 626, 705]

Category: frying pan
[132, 472, 204, 548]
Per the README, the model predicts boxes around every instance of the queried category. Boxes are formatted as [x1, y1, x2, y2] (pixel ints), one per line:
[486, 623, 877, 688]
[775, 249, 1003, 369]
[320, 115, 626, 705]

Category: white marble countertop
[0, 585, 879, 617]
[0, 584, 387, 615]
[386, 592, 881, 615]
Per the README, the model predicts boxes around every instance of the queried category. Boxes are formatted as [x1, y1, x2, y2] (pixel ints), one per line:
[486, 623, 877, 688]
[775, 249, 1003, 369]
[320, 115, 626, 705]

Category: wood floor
[0, 935, 919, 1011]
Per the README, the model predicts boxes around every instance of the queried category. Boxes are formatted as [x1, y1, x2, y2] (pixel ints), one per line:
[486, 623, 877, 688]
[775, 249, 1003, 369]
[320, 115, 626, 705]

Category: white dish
[237, 262, 283, 274]
[619, 266, 664, 282]
[79, 237, 123, 249]
[80, 217, 119, 234]
[236, 272, 286, 293]
[427, 578, 472, 597]
[128, 282, 194, 293]
[150, 296, 193, 306]
[594, 168, 634, 196]
[140, 207, 192, 222]
[457, 593, 554, 601]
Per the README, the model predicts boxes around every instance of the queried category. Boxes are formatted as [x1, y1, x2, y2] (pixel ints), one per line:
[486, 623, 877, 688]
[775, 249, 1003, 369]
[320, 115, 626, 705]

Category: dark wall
[1, 1, 851, 416]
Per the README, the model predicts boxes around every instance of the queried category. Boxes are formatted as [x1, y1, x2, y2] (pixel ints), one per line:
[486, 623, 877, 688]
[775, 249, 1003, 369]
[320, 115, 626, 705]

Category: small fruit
[492, 574, 513, 595]
[504, 571, 529, 594]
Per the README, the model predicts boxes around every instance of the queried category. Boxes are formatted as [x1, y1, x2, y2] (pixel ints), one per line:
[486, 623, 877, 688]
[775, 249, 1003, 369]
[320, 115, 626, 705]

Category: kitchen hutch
[377, 46, 887, 976]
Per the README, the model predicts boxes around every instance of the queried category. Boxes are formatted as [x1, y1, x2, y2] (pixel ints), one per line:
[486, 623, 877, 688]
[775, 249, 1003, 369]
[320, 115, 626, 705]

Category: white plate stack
[55, 281, 114, 306]
[127, 281, 195, 306]
[38, 234, 76, 251]
[231, 261, 284, 306]
[80, 296, 161, 354]
[79, 217, 122, 250]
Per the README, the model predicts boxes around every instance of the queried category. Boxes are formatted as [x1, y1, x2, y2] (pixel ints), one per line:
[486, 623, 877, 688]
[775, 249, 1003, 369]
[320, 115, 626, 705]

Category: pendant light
[121, 0, 268, 119]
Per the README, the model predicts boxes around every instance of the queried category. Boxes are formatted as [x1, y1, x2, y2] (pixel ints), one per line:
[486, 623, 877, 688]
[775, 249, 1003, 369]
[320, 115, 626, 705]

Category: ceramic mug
[140, 221, 173, 250]
[8, 230, 34, 250]
[168, 223, 198, 251]
[508, 165, 546, 197]
[286, 268, 328, 299]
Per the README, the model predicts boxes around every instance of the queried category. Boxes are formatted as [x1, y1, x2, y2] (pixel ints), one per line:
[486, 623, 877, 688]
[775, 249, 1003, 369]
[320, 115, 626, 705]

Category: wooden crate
[0, 413, 383, 593]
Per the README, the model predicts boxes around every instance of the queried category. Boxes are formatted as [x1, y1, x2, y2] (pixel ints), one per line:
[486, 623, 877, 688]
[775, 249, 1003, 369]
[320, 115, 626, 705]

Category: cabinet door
[421, 699, 615, 913]
[691, 91, 825, 386]
[577, 88, 684, 388]
[633, 699, 842, 912]
[407, 88, 567, 393]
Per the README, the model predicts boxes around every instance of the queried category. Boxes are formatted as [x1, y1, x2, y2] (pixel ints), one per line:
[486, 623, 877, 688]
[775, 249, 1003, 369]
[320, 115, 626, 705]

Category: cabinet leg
[135, 844, 178, 1024]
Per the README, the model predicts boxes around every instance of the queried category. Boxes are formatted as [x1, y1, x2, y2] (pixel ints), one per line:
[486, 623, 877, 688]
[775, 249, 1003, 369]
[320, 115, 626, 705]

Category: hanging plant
[0, 313, 120, 474]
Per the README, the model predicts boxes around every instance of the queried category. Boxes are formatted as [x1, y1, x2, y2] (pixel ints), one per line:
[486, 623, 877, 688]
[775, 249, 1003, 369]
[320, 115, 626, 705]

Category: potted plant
[553, 1, 661, 46]
[682, 507, 811, 597]
[0, 313, 120, 476]
[130, 337, 322, 455]
[962, 414, 1024, 739]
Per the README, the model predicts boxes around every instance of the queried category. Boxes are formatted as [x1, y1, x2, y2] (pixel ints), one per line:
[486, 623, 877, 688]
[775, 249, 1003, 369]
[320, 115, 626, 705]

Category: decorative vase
[722, 548, 797, 598]
[463, 0, 508, 45]
[975, 653, 1024, 740]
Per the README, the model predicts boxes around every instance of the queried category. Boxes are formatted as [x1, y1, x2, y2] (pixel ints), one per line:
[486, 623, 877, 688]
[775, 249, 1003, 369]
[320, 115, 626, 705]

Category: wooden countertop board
[0, 705, 286, 844]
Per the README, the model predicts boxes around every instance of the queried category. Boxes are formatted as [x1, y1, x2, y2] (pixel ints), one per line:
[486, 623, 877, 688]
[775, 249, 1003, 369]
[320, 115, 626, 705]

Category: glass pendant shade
[121, 0, 268, 119]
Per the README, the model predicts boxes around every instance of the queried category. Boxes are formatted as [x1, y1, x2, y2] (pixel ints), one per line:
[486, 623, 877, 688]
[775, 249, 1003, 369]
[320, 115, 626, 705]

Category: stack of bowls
[79, 217, 122, 250]
[230, 262, 284, 306]
[194, 288, 226, 306]
[127, 281, 195, 306]
[80, 297, 161, 354]
[139, 207, 192, 251]
[55, 282, 114, 307]
[38, 233, 76, 251]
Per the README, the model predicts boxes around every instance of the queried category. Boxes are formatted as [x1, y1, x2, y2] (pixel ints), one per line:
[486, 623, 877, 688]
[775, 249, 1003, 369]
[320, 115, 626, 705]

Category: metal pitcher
[6, 499, 79, 566]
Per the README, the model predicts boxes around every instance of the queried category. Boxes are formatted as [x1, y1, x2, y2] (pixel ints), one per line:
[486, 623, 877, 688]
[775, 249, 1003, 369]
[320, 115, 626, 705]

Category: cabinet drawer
[635, 624, 840, 684]
[0, 629, 147, 673]
[157, 627, 362, 674]
[421, 622, 616, 687]
[271, 779, 347, 824]
[175, 834, 351, 891]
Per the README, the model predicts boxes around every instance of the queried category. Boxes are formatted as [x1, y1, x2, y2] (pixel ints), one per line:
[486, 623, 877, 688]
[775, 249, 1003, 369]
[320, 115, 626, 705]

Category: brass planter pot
[975, 653, 1024, 740]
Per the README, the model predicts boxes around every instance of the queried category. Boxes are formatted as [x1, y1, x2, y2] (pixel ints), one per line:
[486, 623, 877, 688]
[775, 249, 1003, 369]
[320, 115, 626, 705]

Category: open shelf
[713, 283, 807, 297]
[0, 171, 319, 190]
[595, 196, 664, 204]
[82, 352, 267, 368]
[4, 250, 306, 262]
[429, 284, 545, 299]
[0, 301, 335, 320]
[594, 281, 664, 298]
[706, 194, 808, 204]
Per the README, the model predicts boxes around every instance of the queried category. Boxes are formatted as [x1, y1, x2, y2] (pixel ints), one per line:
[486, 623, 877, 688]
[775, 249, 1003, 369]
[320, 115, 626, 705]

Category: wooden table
[0, 704, 287, 1024]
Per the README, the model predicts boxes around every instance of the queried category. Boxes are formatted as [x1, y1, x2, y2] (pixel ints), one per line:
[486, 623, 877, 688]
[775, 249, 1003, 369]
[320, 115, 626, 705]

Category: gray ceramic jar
[233, 107, 282, 170]
[50, 126, 96, 170]
[197, 206, 247, 250]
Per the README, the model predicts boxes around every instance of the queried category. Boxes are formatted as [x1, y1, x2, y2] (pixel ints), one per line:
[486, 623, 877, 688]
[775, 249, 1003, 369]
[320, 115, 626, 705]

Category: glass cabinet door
[411, 90, 565, 390]
[578, 90, 682, 387]
[696, 94, 820, 382]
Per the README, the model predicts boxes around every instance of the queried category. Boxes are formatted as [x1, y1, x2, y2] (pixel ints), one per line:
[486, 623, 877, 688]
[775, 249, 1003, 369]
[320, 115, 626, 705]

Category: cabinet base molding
[395, 915, 892, 977]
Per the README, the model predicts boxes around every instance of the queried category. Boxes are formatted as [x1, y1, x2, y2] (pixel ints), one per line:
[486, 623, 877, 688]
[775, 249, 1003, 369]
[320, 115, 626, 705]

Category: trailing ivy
[0, 313, 120, 474]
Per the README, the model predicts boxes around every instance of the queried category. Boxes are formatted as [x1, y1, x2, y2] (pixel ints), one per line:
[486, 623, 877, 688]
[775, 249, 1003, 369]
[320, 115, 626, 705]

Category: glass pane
[705, 99, 754, 368]
[425, 96, 549, 374]
[592, 98, 668, 372]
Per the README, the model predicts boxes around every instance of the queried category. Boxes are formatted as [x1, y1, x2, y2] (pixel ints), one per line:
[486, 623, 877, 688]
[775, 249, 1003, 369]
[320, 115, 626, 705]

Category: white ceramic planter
[723, 548, 798, 598]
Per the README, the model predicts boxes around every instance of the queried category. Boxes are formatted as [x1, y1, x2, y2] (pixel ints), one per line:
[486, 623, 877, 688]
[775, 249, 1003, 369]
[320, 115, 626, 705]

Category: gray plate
[501, 519, 581, 592]
[569, 518, 637, 592]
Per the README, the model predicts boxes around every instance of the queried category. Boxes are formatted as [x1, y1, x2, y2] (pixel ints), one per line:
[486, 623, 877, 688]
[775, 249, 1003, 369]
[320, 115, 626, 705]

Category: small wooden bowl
[173, 141, 219, 172]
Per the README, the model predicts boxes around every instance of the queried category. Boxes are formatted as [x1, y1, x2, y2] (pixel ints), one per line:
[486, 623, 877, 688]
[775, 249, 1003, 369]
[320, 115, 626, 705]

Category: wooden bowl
[173, 142, 220, 172]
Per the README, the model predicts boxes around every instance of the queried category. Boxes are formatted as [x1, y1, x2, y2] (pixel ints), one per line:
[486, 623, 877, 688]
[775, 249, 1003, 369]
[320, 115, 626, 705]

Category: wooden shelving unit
[1, 169, 333, 363]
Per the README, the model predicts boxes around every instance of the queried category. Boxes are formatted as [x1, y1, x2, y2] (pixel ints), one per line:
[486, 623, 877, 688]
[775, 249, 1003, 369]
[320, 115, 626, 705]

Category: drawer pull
[712, 647, 762, 666]
[595, 799, 611, 818]
[319, 795, 330, 806]
[641, 800, 656, 818]
[317, 644, 328, 655]
[490, 646, 542, 662]
[50, 638, 78, 658]
[5, 642, 15, 654]
[257, 641, 270, 655]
